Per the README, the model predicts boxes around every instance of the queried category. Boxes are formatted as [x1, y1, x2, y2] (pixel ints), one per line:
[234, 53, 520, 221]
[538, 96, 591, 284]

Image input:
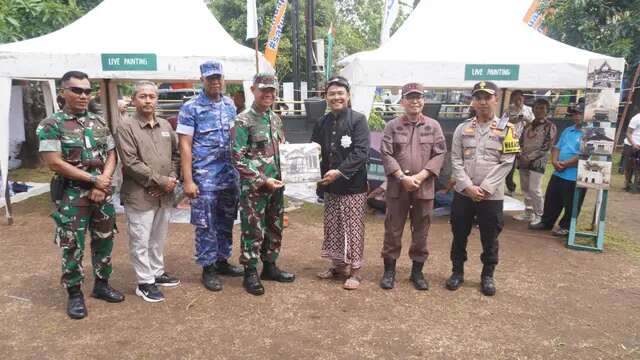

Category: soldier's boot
[91, 279, 125, 303]
[260, 262, 295, 282]
[215, 260, 244, 277]
[445, 263, 464, 291]
[67, 285, 87, 320]
[409, 261, 429, 291]
[243, 268, 265, 296]
[379, 258, 396, 290]
[480, 265, 496, 296]
[202, 264, 223, 292]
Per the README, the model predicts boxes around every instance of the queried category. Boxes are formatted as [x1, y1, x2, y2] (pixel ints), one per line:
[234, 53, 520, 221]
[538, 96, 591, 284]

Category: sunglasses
[65, 87, 92, 96]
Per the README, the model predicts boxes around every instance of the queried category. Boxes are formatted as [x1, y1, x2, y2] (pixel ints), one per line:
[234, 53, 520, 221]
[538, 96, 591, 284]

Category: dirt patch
[0, 195, 639, 359]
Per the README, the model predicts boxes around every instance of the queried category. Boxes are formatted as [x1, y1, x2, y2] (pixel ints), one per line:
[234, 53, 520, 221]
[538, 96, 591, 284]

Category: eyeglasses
[65, 87, 92, 96]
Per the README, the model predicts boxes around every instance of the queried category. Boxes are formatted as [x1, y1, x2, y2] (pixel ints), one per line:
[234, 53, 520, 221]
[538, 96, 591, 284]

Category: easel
[567, 181, 608, 252]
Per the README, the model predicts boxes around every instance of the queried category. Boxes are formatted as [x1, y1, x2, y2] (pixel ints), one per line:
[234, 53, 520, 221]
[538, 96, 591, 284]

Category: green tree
[0, 0, 102, 44]
[542, 0, 640, 66]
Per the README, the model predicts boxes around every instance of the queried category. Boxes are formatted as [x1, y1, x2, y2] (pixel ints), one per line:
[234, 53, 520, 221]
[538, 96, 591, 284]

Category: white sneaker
[513, 212, 532, 222]
[529, 214, 542, 226]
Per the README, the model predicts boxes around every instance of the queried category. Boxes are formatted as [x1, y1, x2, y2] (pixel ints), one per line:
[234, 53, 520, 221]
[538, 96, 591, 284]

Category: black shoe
[135, 283, 165, 303]
[445, 272, 464, 291]
[91, 280, 125, 303]
[155, 272, 180, 287]
[409, 261, 429, 291]
[202, 265, 223, 292]
[260, 262, 295, 282]
[529, 222, 552, 230]
[481, 276, 496, 296]
[243, 268, 265, 296]
[379, 258, 396, 290]
[66, 287, 87, 320]
[215, 260, 244, 277]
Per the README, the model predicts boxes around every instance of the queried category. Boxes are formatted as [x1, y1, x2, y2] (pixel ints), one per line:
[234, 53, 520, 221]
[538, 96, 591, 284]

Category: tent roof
[0, 0, 271, 81]
[339, 0, 624, 89]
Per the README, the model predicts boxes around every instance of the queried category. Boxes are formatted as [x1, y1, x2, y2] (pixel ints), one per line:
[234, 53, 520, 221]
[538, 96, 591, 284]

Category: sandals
[343, 276, 362, 290]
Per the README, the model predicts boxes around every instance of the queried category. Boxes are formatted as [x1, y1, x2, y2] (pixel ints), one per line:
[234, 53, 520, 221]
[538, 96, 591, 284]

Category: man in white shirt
[624, 112, 640, 192]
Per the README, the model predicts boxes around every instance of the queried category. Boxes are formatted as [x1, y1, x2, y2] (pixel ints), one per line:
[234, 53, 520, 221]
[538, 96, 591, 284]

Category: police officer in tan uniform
[379, 83, 446, 291]
[446, 81, 519, 296]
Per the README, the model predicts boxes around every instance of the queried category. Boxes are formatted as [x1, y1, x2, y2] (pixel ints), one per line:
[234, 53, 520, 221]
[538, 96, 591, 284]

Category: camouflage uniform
[231, 104, 285, 269]
[176, 91, 239, 267]
[37, 111, 117, 288]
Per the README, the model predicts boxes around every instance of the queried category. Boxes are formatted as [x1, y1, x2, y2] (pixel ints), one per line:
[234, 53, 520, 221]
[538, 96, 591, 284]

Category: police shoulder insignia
[502, 127, 520, 154]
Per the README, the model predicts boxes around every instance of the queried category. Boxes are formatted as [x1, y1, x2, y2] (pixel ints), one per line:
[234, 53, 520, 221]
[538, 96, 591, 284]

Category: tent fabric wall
[0, 77, 11, 216]
[339, 0, 625, 116]
[0, 0, 272, 81]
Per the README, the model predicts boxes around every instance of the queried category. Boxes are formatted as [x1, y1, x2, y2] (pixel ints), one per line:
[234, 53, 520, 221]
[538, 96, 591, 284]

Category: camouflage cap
[567, 97, 585, 114]
[200, 60, 224, 77]
[472, 81, 499, 96]
[402, 82, 424, 97]
[253, 72, 278, 89]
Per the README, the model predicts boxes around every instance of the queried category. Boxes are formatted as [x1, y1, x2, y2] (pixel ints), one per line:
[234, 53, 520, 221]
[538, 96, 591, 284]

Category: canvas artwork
[577, 159, 612, 189]
[583, 88, 620, 123]
[279, 143, 322, 184]
[581, 126, 616, 155]
[586, 58, 624, 89]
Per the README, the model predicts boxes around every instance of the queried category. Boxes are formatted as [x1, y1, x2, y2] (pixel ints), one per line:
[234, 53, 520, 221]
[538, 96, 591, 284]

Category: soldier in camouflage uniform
[37, 71, 124, 320]
[177, 61, 244, 292]
[231, 73, 295, 296]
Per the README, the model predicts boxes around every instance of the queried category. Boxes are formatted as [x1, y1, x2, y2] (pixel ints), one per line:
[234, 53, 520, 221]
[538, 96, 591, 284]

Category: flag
[325, 24, 335, 82]
[381, 0, 399, 44]
[523, 0, 550, 33]
[246, 0, 258, 40]
[264, 0, 289, 68]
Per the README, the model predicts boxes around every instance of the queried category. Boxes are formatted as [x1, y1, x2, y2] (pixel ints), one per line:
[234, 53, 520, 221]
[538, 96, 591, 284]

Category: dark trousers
[505, 162, 517, 192]
[450, 192, 503, 277]
[540, 175, 586, 230]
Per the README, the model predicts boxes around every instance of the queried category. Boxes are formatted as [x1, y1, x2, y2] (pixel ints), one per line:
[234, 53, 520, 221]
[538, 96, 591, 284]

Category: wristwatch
[89, 175, 97, 184]
[397, 174, 406, 181]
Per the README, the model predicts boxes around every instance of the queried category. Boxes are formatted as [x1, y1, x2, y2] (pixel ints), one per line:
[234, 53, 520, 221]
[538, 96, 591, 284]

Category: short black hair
[61, 71, 89, 85]
[533, 98, 550, 109]
[511, 89, 524, 97]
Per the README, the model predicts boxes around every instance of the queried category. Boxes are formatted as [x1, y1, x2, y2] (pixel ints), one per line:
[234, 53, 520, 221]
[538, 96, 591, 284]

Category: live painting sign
[101, 53, 157, 71]
[465, 64, 520, 81]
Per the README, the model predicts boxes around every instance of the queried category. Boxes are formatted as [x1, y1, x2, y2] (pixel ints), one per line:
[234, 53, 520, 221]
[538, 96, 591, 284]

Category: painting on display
[279, 143, 321, 184]
[583, 88, 620, 123]
[586, 58, 624, 89]
[577, 159, 612, 189]
[581, 126, 616, 156]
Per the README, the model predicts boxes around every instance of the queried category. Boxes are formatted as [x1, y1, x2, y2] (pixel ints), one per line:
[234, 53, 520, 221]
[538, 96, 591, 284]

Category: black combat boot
[379, 258, 396, 289]
[260, 262, 295, 282]
[480, 265, 496, 296]
[243, 267, 265, 296]
[91, 279, 125, 303]
[409, 261, 429, 291]
[215, 260, 244, 277]
[445, 263, 464, 291]
[202, 264, 223, 291]
[67, 285, 87, 320]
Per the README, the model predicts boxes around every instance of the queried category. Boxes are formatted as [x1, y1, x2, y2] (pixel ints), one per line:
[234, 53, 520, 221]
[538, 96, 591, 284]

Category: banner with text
[264, 0, 288, 68]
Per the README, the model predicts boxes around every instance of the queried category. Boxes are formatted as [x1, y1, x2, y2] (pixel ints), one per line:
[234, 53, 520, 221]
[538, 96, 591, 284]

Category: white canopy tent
[0, 0, 272, 221]
[339, 0, 625, 117]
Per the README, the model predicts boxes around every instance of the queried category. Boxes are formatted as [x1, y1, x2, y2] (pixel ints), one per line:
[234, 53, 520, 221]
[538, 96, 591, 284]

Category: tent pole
[499, 88, 507, 116]
[614, 62, 640, 145]
[254, 38, 260, 73]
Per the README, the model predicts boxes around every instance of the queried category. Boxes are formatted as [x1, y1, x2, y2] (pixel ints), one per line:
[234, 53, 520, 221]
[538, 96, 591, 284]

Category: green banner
[465, 64, 520, 81]
[101, 53, 157, 71]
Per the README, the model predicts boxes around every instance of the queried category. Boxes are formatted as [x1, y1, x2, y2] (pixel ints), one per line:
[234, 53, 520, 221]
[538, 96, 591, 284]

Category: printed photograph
[581, 126, 616, 155]
[583, 88, 620, 123]
[577, 159, 612, 189]
[279, 143, 322, 184]
[587, 58, 624, 89]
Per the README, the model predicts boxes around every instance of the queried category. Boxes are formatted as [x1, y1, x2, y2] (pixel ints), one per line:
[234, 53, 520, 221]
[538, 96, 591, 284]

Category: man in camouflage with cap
[379, 82, 447, 291]
[446, 81, 519, 296]
[37, 70, 124, 319]
[177, 60, 244, 292]
[231, 73, 295, 296]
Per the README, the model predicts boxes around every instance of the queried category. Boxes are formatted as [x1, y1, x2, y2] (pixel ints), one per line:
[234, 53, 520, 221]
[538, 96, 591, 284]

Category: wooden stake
[254, 37, 260, 73]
